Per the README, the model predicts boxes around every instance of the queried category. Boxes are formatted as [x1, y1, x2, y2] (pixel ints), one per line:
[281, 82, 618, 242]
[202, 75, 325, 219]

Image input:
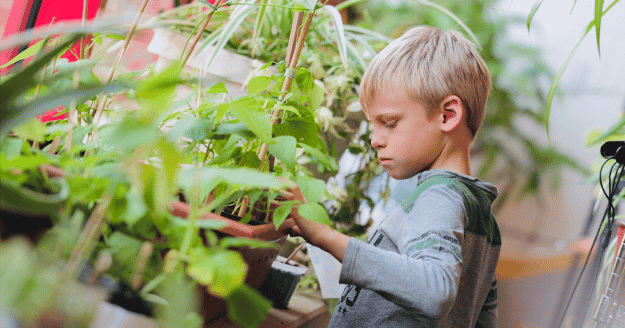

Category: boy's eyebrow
[371, 113, 401, 122]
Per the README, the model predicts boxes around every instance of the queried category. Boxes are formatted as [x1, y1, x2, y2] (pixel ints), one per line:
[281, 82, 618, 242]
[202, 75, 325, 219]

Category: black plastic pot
[258, 256, 307, 309]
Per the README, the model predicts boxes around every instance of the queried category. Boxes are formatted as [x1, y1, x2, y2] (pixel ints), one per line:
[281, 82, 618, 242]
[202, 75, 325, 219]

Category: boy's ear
[439, 95, 464, 133]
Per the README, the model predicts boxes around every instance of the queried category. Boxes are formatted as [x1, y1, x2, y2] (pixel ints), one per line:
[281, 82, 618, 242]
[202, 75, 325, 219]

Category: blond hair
[359, 26, 491, 137]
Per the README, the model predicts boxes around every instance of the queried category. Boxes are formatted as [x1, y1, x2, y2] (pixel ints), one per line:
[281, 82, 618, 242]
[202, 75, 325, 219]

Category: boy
[284, 26, 500, 327]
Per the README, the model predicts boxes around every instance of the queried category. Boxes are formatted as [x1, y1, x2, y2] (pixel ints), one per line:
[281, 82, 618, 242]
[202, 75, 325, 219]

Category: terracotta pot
[168, 201, 294, 241]
[168, 201, 295, 324]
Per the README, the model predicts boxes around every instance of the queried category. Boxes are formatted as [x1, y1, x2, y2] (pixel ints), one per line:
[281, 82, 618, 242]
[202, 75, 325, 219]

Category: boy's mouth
[379, 157, 391, 165]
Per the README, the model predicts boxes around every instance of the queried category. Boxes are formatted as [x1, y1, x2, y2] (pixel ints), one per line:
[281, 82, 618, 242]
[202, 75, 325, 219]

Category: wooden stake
[180, 0, 225, 67]
[81, 0, 89, 60]
[131, 241, 154, 290]
[284, 243, 305, 264]
[239, 11, 314, 218]
[257, 11, 313, 168]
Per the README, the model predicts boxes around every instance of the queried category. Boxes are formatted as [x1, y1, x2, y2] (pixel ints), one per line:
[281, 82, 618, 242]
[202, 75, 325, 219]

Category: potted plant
[0, 1, 347, 327]
[145, 0, 392, 162]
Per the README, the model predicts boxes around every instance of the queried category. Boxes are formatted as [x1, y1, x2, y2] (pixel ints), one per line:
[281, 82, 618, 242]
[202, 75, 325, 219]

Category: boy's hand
[278, 177, 349, 262]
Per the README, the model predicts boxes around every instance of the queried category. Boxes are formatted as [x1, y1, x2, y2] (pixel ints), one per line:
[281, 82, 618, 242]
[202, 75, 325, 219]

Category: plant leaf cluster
[0, 6, 339, 326]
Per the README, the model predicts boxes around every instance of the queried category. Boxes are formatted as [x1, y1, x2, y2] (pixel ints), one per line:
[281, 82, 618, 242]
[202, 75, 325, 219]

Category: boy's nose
[370, 133, 386, 149]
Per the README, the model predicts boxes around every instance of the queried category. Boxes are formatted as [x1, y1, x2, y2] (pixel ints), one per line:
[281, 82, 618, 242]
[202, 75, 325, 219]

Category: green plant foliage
[268, 135, 297, 171]
[0, 1, 395, 326]
[298, 202, 332, 225]
[526, 0, 544, 30]
[0, 40, 45, 68]
[225, 285, 272, 328]
[529, 0, 621, 135]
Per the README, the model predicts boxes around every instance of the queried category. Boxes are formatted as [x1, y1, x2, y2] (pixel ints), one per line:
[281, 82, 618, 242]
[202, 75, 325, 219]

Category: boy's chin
[386, 169, 419, 180]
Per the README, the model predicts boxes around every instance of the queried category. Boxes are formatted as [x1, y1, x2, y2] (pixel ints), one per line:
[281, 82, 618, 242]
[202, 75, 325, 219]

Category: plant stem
[62, 192, 113, 281]
[180, 0, 225, 67]
[106, 0, 150, 83]
[81, 0, 88, 60]
[179, 158, 202, 260]
[131, 241, 154, 290]
[91, 0, 151, 137]
[64, 70, 80, 153]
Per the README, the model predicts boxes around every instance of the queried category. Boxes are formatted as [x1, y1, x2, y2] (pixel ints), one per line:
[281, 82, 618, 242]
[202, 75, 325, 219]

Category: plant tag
[307, 244, 346, 298]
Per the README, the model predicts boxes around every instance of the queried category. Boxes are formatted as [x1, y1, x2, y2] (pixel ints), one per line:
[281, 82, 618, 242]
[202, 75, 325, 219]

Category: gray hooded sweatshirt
[328, 169, 500, 327]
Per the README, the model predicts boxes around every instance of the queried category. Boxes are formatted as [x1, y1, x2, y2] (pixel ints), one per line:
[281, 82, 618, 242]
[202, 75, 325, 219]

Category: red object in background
[1, 0, 102, 122]
[34, 0, 102, 122]
[35, 0, 102, 62]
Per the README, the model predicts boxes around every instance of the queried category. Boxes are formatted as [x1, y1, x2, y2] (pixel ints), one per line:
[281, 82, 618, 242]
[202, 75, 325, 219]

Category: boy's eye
[385, 120, 397, 128]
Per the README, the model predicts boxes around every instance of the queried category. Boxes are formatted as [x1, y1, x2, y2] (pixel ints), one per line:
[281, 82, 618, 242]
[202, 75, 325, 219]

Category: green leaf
[214, 122, 255, 140]
[101, 117, 159, 153]
[186, 247, 217, 285]
[299, 142, 338, 172]
[409, 0, 481, 49]
[143, 293, 169, 306]
[167, 116, 214, 142]
[544, 33, 586, 137]
[210, 250, 247, 297]
[13, 118, 46, 143]
[247, 76, 270, 95]
[0, 138, 25, 160]
[273, 104, 322, 149]
[298, 202, 332, 225]
[267, 136, 297, 171]
[275, 105, 302, 117]
[178, 167, 290, 202]
[105, 33, 126, 40]
[595, 0, 604, 54]
[272, 203, 292, 231]
[141, 274, 166, 294]
[587, 116, 625, 146]
[239, 151, 262, 169]
[107, 232, 142, 269]
[135, 63, 183, 121]
[207, 82, 228, 94]
[225, 285, 272, 328]
[308, 83, 324, 110]
[0, 177, 70, 216]
[3, 81, 129, 137]
[322, 5, 349, 68]
[296, 176, 326, 204]
[220, 237, 278, 249]
[295, 67, 314, 94]
[1, 35, 81, 121]
[0, 40, 45, 68]
[195, 219, 228, 230]
[229, 96, 272, 142]
[0, 238, 36, 310]
[544, 0, 621, 135]
[527, 0, 544, 31]
[295, 0, 317, 12]
[123, 191, 148, 227]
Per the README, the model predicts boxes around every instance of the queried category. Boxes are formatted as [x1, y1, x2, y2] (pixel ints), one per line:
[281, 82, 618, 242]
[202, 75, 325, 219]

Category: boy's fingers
[289, 225, 302, 237]
[279, 189, 295, 199]
[277, 176, 298, 189]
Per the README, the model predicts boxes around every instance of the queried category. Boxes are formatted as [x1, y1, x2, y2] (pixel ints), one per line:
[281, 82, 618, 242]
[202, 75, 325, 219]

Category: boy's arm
[281, 181, 350, 262]
[339, 184, 466, 318]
